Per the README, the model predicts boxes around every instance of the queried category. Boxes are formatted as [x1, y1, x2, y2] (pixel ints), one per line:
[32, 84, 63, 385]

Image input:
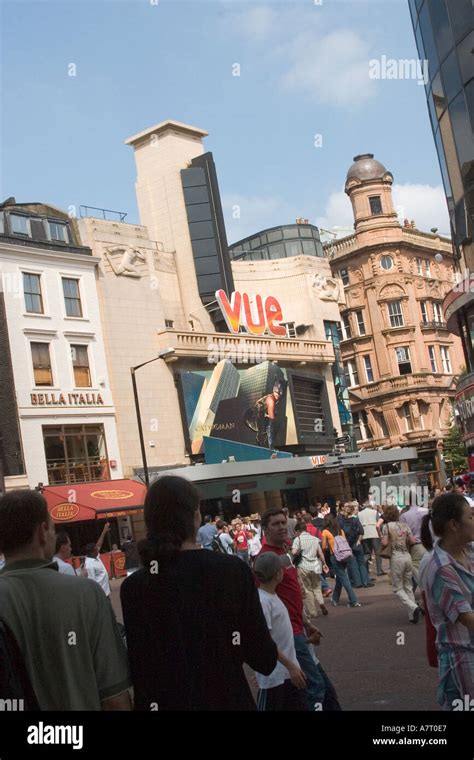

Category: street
[110, 572, 439, 712]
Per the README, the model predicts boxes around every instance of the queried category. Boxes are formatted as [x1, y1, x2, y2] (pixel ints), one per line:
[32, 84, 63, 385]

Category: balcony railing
[421, 320, 447, 330]
[361, 373, 448, 398]
[157, 330, 335, 364]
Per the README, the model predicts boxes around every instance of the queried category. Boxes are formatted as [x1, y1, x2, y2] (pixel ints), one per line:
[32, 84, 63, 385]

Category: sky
[1, 0, 451, 245]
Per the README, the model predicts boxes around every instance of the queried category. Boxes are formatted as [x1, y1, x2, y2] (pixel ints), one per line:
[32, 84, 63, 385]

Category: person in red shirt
[303, 514, 318, 537]
[233, 520, 250, 565]
[258, 508, 341, 711]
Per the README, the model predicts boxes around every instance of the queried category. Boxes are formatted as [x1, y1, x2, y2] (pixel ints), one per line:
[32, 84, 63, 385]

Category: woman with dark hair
[120, 476, 277, 710]
[420, 493, 474, 710]
[321, 515, 360, 608]
[380, 505, 420, 623]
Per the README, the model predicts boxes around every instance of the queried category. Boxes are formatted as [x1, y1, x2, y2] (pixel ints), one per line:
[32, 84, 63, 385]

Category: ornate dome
[346, 153, 392, 183]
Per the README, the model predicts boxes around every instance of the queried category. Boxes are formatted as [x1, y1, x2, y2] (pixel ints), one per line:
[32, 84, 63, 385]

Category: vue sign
[215, 290, 286, 336]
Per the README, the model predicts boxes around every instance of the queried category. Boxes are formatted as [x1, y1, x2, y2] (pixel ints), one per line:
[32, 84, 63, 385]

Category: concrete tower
[125, 120, 214, 331]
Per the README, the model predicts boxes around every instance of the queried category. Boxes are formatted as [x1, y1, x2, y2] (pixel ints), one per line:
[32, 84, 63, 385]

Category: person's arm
[406, 525, 417, 547]
[432, 565, 473, 631]
[95, 522, 111, 554]
[102, 690, 132, 710]
[240, 566, 277, 675]
[380, 524, 389, 547]
[458, 611, 474, 631]
[316, 545, 328, 573]
[276, 650, 306, 689]
[321, 531, 328, 552]
[291, 537, 301, 556]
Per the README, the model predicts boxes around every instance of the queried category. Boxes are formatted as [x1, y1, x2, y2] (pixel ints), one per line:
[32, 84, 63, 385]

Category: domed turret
[344, 153, 399, 234]
[346, 154, 392, 185]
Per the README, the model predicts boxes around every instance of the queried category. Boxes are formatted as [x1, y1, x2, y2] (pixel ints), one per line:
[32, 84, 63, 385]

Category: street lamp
[131, 348, 176, 487]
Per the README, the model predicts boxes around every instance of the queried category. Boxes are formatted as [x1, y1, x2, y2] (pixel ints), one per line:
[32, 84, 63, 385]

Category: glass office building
[409, 0, 473, 257]
[229, 223, 324, 261]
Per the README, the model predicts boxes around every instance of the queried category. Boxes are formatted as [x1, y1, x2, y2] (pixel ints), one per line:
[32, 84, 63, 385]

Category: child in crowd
[253, 553, 307, 710]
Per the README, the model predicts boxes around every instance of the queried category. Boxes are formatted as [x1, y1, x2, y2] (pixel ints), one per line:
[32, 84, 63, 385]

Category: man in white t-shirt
[84, 522, 111, 597]
[53, 532, 76, 576]
[358, 504, 386, 576]
[254, 552, 307, 711]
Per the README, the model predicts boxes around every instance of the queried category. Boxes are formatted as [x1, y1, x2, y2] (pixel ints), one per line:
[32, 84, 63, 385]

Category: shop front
[42, 479, 146, 578]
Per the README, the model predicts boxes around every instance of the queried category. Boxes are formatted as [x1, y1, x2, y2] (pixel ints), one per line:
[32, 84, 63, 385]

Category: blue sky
[2, 0, 451, 244]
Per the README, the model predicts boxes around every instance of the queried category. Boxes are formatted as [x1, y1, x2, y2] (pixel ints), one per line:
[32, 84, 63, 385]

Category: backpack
[333, 534, 353, 563]
[211, 535, 227, 554]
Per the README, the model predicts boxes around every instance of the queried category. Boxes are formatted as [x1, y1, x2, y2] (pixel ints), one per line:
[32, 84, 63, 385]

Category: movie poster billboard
[177, 360, 299, 456]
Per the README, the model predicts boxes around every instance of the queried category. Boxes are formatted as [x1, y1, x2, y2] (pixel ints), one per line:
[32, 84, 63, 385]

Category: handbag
[379, 523, 392, 559]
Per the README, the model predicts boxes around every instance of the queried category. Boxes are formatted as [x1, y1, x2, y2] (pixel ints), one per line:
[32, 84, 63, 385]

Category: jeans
[348, 544, 370, 587]
[330, 554, 358, 605]
[236, 550, 249, 565]
[293, 634, 341, 711]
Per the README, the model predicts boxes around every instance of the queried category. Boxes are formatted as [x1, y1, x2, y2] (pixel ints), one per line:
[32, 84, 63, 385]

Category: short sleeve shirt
[421, 543, 474, 653]
[256, 589, 297, 689]
[0, 559, 131, 709]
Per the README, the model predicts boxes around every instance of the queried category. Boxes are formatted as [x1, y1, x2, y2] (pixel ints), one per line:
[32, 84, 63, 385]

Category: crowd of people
[0, 475, 472, 712]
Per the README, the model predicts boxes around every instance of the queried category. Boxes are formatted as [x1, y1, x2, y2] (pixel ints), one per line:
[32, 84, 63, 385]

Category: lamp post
[131, 348, 176, 487]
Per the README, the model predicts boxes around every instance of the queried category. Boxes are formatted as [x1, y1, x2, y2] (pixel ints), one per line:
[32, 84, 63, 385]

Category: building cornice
[0, 242, 100, 267]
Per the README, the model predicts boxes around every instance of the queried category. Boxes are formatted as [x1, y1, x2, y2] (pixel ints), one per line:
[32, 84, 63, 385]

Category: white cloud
[223, 4, 377, 107]
[392, 183, 450, 235]
[317, 183, 450, 238]
[280, 29, 376, 106]
[225, 5, 276, 43]
[223, 193, 299, 245]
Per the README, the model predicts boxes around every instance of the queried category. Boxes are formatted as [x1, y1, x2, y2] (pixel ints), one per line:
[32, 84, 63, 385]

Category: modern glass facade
[409, 0, 473, 255]
[229, 223, 324, 261]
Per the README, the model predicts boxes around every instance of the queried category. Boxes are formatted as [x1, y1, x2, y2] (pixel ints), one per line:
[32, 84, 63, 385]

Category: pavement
[110, 566, 439, 712]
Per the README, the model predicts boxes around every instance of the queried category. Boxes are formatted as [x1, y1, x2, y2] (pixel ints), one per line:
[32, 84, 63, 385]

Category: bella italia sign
[31, 392, 104, 406]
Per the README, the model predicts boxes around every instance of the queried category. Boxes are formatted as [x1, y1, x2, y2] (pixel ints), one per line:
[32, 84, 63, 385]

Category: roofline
[125, 119, 208, 146]
[229, 222, 321, 249]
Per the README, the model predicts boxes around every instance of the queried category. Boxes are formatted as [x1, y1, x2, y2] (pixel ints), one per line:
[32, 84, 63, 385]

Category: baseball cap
[254, 552, 288, 582]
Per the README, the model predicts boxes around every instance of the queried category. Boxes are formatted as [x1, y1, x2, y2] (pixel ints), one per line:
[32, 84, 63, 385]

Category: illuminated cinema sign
[215, 290, 286, 336]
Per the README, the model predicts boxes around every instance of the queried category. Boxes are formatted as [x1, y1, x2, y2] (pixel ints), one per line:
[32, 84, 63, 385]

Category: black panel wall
[181, 152, 235, 332]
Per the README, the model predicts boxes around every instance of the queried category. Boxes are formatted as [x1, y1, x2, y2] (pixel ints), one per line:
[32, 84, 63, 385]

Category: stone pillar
[247, 491, 267, 516]
[265, 490, 283, 509]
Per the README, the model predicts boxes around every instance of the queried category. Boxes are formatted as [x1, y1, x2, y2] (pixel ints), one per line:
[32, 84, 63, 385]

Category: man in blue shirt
[197, 515, 217, 550]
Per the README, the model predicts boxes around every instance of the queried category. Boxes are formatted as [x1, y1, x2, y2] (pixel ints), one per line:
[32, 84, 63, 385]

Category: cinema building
[76, 120, 366, 530]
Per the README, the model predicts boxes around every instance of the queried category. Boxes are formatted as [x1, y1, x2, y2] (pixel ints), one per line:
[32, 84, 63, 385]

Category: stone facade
[327, 154, 464, 485]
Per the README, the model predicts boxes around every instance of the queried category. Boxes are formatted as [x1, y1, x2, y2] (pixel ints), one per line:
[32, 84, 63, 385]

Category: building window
[401, 402, 413, 432]
[344, 359, 359, 387]
[416, 258, 423, 275]
[165, 319, 174, 328]
[369, 196, 383, 215]
[340, 268, 349, 287]
[23, 273, 44, 314]
[380, 255, 393, 270]
[373, 410, 389, 438]
[388, 300, 404, 327]
[433, 302, 442, 323]
[43, 424, 110, 485]
[364, 355, 374, 383]
[62, 278, 83, 318]
[425, 259, 431, 277]
[71, 345, 91, 387]
[353, 411, 373, 441]
[10, 214, 30, 236]
[420, 301, 428, 324]
[396, 346, 412, 375]
[48, 221, 69, 242]
[31, 342, 53, 386]
[428, 345, 438, 373]
[342, 313, 352, 339]
[440, 346, 451, 373]
[355, 310, 366, 335]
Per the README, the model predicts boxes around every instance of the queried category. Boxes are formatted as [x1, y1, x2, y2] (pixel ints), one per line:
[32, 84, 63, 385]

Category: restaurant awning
[42, 479, 146, 523]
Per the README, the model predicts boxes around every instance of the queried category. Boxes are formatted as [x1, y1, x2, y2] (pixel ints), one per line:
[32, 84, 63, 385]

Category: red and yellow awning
[42, 479, 146, 523]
